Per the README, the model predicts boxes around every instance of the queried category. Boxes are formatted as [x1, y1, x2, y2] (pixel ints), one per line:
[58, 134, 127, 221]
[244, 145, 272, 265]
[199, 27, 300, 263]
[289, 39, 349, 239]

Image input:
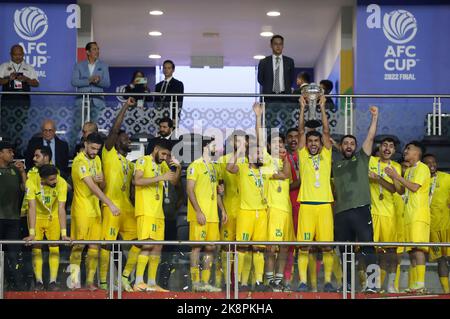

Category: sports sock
[32, 248, 43, 283]
[308, 253, 317, 289]
[323, 251, 334, 284]
[135, 254, 149, 285]
[122, 245, 141, 278]
[253, 251, 265, 283]
[415, 265, 426, 288]
[86, 248, 99, 284]
[439, 277, 449, 293]
[99, 248, 110, 284]
[48, 246, 60, 283]
[147, 254, 160, 286]
[298, 250, 309, 284]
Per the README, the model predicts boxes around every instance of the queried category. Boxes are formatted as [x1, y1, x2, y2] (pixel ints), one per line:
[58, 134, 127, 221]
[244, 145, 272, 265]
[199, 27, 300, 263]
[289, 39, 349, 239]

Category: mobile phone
[135, 77, 148, 85]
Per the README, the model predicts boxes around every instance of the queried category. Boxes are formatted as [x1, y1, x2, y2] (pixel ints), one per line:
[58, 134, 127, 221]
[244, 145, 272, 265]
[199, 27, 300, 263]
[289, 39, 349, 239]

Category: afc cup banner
[355, 0, 450, 93]
[353, 1, 450, 145]
[0, 2, 78, 91]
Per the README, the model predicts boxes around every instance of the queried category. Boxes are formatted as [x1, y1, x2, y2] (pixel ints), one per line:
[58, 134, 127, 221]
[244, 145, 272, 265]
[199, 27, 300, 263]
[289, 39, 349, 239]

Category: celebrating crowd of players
[16, 95, 450, 294]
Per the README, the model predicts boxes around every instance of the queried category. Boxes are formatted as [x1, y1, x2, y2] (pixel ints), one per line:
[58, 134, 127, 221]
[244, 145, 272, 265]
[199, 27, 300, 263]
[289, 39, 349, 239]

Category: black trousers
[334, 205, 377, 285]
[0, 219, 23, 290]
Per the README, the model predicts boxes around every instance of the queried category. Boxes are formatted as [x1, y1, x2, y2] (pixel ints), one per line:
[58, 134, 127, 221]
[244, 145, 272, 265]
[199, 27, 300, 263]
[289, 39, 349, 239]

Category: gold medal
[121, 184, 126, 192]
[155, 194, 160, 200]
[277, 186, 282, 193]
[211, 194, 215, 200]
[262, 198, 267, 205]
[379, 193, 384, 201]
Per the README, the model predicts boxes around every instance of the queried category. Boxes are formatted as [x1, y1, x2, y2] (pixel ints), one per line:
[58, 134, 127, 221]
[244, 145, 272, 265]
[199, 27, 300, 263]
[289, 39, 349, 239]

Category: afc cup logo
[14, 6, 49, 41]
[382, 10, 418, 45]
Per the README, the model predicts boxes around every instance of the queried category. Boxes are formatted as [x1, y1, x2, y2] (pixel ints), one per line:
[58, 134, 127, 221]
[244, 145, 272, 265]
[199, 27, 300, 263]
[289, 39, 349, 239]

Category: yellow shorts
[372, 214, 396, 244]
[395, 214, 405, 254]
[429, 229, 450, 261]
[268, 207, 294, 242]
[221, 214, 237, 241]
[102, 206, 137, 241]
[137, 215, 164, 240]
[405, 221, 430, 252]
[189, 222, 220, 241]
[236, 209, 267, 242]
[71, 214, 102, 240]
[35, 216, 60, 241]
[297, 203, 333, 242]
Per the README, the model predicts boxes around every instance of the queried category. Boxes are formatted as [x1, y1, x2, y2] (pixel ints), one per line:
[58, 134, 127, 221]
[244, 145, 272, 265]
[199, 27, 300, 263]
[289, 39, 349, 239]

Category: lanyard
[429, 175, 437, 205]
[249, 165, 266, 203]
[310, 154, 321, 186]
[377, 160, 391, 198]
[404, 164, 416, 204]
[288, 153, 299, 180]
[273, 157, 283, 191]
[151, 157, 161, 196]
[11, 62, 23, 74]
[40, 184, 52, 214]
[203, 159, 217, 199]
[118, 152, 129, 188]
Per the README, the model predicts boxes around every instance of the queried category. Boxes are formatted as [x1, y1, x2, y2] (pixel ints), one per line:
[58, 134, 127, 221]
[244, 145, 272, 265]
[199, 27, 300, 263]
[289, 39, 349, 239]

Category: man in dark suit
[258, 35, 295, 98]
[25, 119, 69, 179]
[145, 117, 174, 155]
[257, 35, 295, 131]
[154, 60, 184, 122]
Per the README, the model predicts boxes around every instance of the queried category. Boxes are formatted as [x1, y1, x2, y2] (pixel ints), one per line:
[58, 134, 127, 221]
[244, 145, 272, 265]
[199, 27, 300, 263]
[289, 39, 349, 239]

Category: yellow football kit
[187, 158, 220, 241]
[101, 147, 137, 240]
[25, 173, 68, 240]
[404, 161, 431, 251]
[429, 171, 450, 260]
[297, 147, 334, 242]
[369, 157, 402, 243]
[71, 152, 103, 240]
[134, 155, 169, 240]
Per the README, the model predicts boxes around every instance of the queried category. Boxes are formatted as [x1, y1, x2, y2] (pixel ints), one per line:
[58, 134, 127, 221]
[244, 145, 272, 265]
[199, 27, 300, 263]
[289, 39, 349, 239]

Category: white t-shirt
[0, 61, 39, 82]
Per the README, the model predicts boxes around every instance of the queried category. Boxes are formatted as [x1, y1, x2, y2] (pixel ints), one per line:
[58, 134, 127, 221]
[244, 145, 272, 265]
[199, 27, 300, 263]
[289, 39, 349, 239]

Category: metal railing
[0, 239, 449, 300]
[1, 91, 449, 136]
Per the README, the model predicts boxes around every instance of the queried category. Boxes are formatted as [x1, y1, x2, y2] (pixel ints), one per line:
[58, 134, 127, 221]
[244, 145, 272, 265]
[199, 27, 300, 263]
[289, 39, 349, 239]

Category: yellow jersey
[429, 171, 450, 231]
[21, 167, 39, 217]
[71, 152, 103, 218]
[267, 157, 291, 213]
[187, 158, 220, 223]
[25, 173, 67, 219]
[217, 154, 246, 218]
[404, 161, 431, 225]
[297, 146, 333, 203]
[237, 156, 273, 211]
[134, 155, 169, 218]
[101, 147, 134, 212]
[369, 157, 402, 217]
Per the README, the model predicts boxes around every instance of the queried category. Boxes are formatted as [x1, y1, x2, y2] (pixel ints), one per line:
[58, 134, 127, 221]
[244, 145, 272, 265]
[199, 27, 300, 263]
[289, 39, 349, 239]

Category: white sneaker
[202, 283, 222, 292]
[192, 282, 205, 292]
[387, 286, 398, 293]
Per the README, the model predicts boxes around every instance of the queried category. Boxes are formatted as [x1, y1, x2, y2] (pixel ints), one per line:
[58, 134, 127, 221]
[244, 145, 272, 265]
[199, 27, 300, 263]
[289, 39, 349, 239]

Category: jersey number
[242, 233, 250, 241]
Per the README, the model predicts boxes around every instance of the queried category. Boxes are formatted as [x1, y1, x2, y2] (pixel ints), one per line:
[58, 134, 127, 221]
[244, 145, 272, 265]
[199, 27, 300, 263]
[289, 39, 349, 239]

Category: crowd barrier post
[0, 244, 4, 299]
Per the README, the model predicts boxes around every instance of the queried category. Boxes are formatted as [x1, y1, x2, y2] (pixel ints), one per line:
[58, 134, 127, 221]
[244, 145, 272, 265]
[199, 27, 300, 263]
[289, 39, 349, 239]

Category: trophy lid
[301, 83, 324, 101]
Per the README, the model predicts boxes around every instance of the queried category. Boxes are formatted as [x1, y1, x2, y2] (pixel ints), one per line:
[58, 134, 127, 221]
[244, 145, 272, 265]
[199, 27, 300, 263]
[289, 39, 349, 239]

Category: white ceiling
[81, 0, 354, 67]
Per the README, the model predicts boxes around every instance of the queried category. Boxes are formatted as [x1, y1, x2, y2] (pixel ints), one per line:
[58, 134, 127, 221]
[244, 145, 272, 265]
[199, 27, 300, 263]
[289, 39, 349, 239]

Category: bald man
[25, 119, 69, 179]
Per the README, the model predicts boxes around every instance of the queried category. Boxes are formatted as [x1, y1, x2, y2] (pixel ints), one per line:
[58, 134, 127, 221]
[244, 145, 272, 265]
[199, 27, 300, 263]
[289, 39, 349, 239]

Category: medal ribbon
[249, 166, 266, 203]
[203, 159, 217, 200]
[118, 152, 129, 190]
[429, 175, 437, 206]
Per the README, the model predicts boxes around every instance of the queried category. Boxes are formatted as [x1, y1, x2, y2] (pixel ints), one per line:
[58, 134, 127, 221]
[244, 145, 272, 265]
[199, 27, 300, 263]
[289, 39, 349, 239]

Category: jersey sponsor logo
[80, 166, 86, 174]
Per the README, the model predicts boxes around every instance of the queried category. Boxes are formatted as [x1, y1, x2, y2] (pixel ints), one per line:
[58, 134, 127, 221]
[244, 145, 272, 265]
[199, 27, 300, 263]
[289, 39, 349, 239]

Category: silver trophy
[301, 83, 324, 128]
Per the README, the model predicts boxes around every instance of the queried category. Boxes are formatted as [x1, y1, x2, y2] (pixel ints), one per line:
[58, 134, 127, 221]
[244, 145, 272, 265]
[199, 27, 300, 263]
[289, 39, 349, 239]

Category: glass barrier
[2, 242, 448, 299]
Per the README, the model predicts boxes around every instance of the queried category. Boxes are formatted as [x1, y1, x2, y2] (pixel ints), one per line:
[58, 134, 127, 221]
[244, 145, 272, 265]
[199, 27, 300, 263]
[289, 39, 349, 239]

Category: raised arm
[104, 97, 135, 151]
[253, 102, 265, 151]
[319, 96, 332, 150]
[297, 96, 307, 149]
[362, 106, 379, 156]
